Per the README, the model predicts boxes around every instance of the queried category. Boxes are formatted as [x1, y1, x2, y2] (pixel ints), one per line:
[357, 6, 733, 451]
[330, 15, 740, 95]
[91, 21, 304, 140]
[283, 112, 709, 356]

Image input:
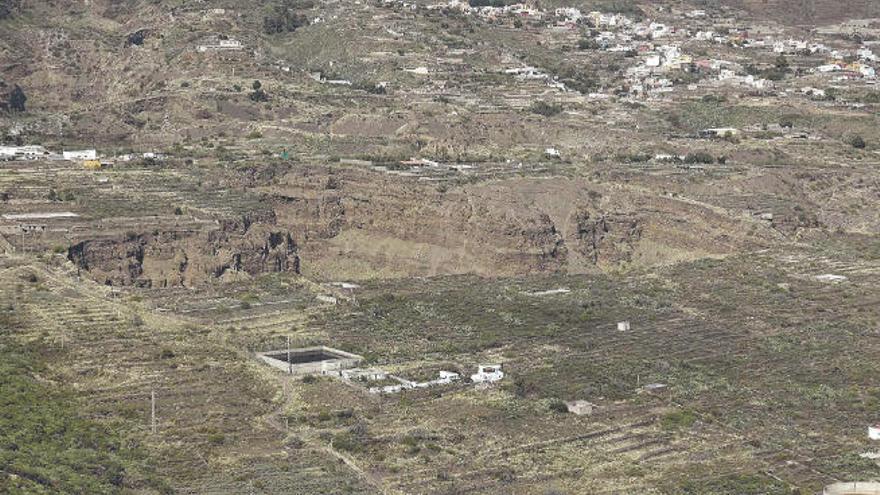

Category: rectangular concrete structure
[257, 346, 362, 376]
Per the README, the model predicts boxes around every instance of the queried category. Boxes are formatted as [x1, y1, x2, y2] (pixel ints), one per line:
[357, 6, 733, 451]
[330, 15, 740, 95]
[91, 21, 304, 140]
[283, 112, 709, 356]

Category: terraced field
[297, 245, 880, 493]
[4, 209, 879, 494]
[0, 257, 375, 494]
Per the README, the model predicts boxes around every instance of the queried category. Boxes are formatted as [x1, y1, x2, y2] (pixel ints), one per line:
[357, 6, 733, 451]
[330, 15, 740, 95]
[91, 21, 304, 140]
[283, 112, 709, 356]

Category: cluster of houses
[196, 36, 244, 52]
[0, 145, 51, 161]
[502, 66, 566, 91]
[376, 0, 880, 100]
[0, 145, 163, 168]
[345, 364, 504, 394]
[308, 72, 351, 86]
[0, 145, 98, 163]
[346, 369, 462, 394]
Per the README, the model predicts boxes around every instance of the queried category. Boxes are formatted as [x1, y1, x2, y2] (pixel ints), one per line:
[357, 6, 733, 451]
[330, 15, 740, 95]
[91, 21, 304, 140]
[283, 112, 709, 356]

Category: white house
[340, 368, 387, 381]
[565, 400, 594, 415]
[437, 370, 459, 383]
[617, 321, 631, 331]
[801, 87, 826, 98]
[197, 38, 243, 52]
[718, 69, 737, 81]
[700, 128, 739, 138]
[649, 23, 669, 39]
[414, 371, 461, 388]
[63, 149, 97, 160]
[555, 7, 581, 22]
[0, 145, 49, 160]
[471, 364, 504, 383]
[869, 425, 880, 440]
[816, 64, 841, 73]
[858, 48, 877, 62]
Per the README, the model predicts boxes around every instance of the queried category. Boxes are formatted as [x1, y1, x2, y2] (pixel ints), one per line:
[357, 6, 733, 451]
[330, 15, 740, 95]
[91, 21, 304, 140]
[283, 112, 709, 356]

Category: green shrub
[529, 101, 563, 117]
[661, 409, 697, 430]
[0, 342, 167, 493]
[548, 399, 569, 414]
[331, 425, 369, 453]
[683, 152, 715, 164]
[847, 135, 866, 149]
[577, 38, 599, 50]
[263, 0, 309, 34]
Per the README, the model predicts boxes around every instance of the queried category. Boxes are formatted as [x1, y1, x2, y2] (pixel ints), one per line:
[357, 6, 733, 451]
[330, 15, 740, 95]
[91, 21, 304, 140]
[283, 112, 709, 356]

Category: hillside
[2, 0, 880, 493]
[718, 0, 880, 25]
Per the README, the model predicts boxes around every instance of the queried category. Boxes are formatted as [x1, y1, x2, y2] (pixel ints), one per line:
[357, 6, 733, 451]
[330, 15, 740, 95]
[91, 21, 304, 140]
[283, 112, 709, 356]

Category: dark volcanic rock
[68, 222, 300, 287]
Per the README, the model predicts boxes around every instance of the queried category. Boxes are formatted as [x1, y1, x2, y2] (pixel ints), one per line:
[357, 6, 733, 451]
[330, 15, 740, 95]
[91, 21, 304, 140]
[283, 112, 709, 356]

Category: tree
[848, 135, 866, 149]
[578, 38, 599, 50]
[249, 80, 268, 102]
[263, 1, 308, 34]
[9, 84, 26, 112]
[548, 399, 568, 413]
[683, 151, 715, 164]
[774, 54, 789, 70]
[126, 29, 147, 47]
[529, 100, 563, 117]
[0, 0, 17, 20]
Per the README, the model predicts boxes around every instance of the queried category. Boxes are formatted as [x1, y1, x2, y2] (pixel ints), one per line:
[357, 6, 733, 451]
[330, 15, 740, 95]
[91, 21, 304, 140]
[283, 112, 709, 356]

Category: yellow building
[83, 160, 102, 170]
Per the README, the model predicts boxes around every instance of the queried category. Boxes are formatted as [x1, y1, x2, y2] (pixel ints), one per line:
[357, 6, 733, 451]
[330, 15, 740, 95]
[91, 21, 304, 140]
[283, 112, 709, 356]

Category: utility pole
[287, 335, 292, 375]
[151, 389, 157, 435]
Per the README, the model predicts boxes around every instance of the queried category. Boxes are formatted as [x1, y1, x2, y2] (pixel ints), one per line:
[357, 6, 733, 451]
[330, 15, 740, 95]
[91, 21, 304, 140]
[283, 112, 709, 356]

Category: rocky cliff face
[68, 215, 299, 287]
[268, 167, 572, 277]
[573, 212, 643, 266]
[263, 166, 769, 279]
[63, 161, 776, 284]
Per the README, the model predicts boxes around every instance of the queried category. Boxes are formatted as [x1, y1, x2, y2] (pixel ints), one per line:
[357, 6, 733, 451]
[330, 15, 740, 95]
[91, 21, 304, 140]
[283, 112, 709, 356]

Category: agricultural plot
[0, 257, 375, 494]
[293, 245, 880, 493]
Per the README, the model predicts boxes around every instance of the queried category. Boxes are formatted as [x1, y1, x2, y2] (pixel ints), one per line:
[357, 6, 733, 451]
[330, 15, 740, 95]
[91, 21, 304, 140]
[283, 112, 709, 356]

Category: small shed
[565, 400, 594, 416]
[63, 149, 97, 160]
[700, 128, 739, 139]
[316, 294, 338, 305]
[471, 364, 504, 383]
[617, 321, 631, 331]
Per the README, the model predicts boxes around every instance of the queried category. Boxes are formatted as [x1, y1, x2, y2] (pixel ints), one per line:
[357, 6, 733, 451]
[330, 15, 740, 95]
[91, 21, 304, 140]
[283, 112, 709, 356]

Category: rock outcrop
[68, 215, 299, 287]
[265, 166, 768, 279]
